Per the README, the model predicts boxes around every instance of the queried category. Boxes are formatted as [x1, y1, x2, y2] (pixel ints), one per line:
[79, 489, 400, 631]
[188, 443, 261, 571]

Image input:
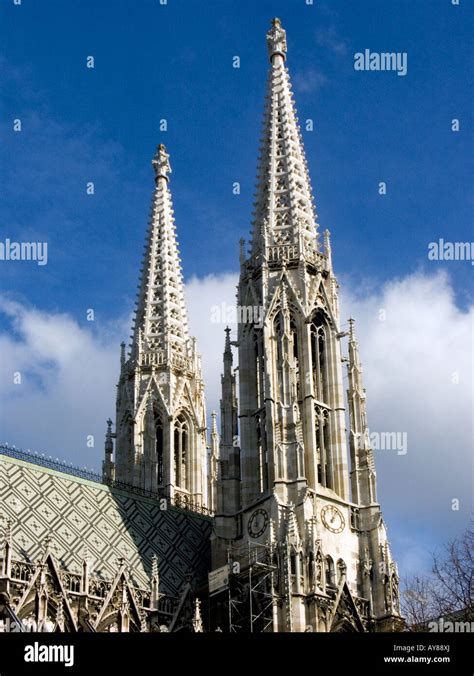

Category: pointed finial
[348, 317, 356, 340]
[5, 518, 12, 543]
[323, 229, 332, 267]
[286, 503, 300, 543]
[323, 229, 331, 251]
[193, 598, 204, 632]
[55, 593, 65, 629]
[224, 326, 231, 352]
[211, 411, 218, 435]
[150, 554, 160, 607]
[239, 237, 246, 264]
[151, 554, 159, 580]
[267, 18, 287, 63]
[120, 341, 126, 366]
[43, 534, 52, 556]
[268, 518, 276, 546]
[152, 143, 172, 182]
[281, 281, 288, 310]
[105, 418, 113, 455]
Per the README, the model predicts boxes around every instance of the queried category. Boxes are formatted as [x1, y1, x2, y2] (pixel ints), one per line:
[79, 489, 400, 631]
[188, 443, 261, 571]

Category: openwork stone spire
[109, 144, 208, 504]
[251, 18, 319, 257]
[131, 144, 190, 359]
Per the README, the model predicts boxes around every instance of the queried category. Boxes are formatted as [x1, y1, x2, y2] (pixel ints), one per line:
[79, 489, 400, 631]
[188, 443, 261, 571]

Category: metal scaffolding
[226, 540, 278, 633]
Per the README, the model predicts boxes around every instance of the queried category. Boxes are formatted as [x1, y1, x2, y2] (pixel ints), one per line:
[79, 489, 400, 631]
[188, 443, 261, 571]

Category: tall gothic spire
[251, 18, 319, 258]
[214, 19, 401, 633]
[111, 144, 208, 505]
[131, 144, 190, 360]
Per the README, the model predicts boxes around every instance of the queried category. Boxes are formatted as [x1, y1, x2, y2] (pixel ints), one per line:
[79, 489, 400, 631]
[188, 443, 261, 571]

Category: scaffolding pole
[226, 540, 278, 633]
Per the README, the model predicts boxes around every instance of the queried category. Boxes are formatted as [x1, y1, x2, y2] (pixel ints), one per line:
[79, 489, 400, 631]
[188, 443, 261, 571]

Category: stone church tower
[0, 18, 404, 635]
[104, 144, 208, 509]
[212, 19, 402, 632]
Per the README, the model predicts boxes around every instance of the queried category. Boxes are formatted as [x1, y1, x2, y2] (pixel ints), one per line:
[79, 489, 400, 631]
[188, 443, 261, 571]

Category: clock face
[321, 505, 345, 533]
[247, 508, 269, 538]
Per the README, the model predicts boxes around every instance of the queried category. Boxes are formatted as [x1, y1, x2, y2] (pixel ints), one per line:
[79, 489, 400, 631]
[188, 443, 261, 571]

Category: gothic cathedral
[0, 19, 402, 634]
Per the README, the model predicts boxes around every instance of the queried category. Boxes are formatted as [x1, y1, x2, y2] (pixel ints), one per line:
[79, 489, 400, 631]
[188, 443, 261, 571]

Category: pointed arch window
[155, 414, 164, 485]
[253, 329, 268, 494]
[308, 551, 315, 590]
[315, 406, 332, 489]
[255, 414, 269, 493]
[274, 309, 301, 404]
[274, 312, 284, 401]
[325, 556, 335, 588]
[310, 320, 328, 404]
[173, 414, 189, 490]
[253, 330, 265, 410]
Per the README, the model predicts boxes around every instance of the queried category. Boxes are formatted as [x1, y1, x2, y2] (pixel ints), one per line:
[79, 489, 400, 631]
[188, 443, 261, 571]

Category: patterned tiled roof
[0, 454, 211, 595]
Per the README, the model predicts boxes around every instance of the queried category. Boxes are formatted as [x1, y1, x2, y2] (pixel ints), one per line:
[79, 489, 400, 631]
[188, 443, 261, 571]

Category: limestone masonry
[0, 19, 402, 633]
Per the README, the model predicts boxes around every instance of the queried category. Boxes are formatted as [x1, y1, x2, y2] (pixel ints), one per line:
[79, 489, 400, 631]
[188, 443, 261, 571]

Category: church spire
[251, 18, 319, 259]
[112, 144, 208, 506]
[212, 19, 401, 633]
[131, 144, 190, 360]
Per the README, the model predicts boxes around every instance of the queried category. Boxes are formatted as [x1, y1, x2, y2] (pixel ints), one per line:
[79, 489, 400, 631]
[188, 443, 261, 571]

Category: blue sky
[1, 0, 472, 316]
[0, 0, 472, 580]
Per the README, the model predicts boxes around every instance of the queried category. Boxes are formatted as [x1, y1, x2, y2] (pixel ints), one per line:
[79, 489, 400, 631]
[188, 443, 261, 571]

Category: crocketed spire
[251, 19, 319, 259]
[131, 144, 190, 359]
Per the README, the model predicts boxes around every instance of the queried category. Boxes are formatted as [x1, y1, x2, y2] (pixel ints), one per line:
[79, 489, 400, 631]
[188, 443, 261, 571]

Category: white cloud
[293, 68, 328, 94]
[0, 270, 471, 577]
[0, 298, 127, 471]
[185, 272, 239, 413]
[339, 271, 473, 546]
[315, 26, 348, 56]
